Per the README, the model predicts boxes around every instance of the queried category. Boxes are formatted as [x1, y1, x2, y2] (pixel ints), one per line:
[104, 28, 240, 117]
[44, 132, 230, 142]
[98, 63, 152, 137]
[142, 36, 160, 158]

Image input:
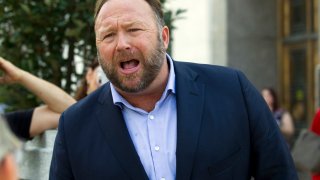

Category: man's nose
[116, 33, 131, 51]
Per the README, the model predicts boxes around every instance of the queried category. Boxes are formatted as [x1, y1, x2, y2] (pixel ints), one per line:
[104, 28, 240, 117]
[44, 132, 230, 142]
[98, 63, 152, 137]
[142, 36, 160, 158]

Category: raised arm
[0, 57, 76, 113]
[1, 57, 77, 138]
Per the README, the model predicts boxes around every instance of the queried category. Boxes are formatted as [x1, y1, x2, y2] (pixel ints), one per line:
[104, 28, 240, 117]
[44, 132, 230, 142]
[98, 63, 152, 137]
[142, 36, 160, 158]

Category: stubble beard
[98, 37, 166, 93]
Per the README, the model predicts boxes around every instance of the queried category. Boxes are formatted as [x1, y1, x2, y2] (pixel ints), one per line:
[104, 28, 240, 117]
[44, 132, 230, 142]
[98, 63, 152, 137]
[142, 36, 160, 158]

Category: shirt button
[155, 146, 160, 151]
[160, 178, 166, 180]
[149, 115, 154, 120]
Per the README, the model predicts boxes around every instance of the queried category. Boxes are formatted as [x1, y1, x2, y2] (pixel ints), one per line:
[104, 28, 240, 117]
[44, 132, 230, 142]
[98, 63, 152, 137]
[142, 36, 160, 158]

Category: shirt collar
[110, 53, 176, 108]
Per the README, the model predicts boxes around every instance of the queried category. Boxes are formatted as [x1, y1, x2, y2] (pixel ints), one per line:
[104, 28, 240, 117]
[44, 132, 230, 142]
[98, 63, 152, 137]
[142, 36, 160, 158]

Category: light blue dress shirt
[110, 54, 177, 180]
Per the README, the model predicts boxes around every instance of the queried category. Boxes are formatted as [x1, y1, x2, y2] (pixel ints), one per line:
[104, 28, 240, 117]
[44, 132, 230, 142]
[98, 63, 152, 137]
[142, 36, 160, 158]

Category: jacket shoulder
[173, 61, 244, 83]
[61, 83, 110, 125]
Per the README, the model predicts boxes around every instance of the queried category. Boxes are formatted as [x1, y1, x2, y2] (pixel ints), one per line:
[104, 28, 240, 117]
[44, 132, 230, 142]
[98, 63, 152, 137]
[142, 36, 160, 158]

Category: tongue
[122, 60, 138, 69]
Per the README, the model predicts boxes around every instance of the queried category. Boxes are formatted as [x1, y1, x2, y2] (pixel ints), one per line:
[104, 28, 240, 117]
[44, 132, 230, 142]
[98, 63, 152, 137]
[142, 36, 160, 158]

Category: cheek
[98, 43, 115, 60]
[133, 40, 152, 58]
[133, 33, 157, 51]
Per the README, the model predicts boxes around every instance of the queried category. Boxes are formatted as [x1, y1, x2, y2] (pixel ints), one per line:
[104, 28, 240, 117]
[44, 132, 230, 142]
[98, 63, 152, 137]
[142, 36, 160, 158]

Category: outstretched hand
[0, 57, 23, 84]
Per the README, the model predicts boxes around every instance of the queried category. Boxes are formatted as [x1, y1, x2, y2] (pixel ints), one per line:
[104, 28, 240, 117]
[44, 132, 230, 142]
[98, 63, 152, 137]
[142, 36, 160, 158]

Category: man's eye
[128, 28, 141, 32]
[104, 33, 115, 39]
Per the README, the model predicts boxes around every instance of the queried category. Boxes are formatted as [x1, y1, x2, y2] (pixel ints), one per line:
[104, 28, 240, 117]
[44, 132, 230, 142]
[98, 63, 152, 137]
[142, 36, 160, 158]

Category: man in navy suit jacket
[50, 0, 298, 179]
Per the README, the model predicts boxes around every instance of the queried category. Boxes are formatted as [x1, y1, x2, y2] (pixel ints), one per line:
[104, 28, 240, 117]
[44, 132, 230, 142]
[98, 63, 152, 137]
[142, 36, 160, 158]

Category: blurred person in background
[261, 87, 295, 147]
[0, 116, 21, 180]
[0, 57, 107, 140]
[0, 56, 107, 180]
[74, 59, 108, 100]
[0, 57, 76, 140]
[309, 109, 320, 179]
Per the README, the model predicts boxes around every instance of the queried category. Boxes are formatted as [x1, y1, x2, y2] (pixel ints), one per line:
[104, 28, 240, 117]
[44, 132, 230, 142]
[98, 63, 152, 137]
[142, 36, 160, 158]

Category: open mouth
[120, 59, 140, 74]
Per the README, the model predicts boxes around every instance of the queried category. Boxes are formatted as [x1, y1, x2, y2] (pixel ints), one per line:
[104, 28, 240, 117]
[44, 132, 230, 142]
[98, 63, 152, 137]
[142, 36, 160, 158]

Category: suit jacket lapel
[95, 85, 148, 180]
[174, 62, 205, 180]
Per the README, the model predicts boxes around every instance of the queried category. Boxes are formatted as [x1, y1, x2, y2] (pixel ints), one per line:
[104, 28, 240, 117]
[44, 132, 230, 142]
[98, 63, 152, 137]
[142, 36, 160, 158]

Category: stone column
[210, 0, 228, 66]
[226, 0, 278, 90]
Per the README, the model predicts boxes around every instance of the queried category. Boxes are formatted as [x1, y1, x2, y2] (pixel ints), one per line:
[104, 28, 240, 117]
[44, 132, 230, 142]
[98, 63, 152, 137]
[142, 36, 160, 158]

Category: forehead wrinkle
[96, 15, 119, 33]
[97, 18, 147, 33]
[122, 20, 146, 28]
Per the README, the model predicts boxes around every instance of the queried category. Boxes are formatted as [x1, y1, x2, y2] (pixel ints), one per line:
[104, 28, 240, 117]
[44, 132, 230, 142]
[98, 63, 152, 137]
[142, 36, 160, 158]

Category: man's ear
[0, 154, 18, 180]
[161, 26, 170, 50]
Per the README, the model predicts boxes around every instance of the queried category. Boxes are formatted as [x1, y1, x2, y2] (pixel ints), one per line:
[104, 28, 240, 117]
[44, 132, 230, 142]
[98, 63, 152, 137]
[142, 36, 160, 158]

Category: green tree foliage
[0, 0, 185, 111]
[161, 0, 186, 54]
[0, 0, 96, 111]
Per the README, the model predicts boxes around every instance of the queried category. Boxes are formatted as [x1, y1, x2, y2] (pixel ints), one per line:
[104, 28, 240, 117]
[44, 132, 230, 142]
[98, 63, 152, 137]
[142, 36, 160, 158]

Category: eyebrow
[98, 20, 146, 32]
[97, 25, 114, 35]
[122, 21, 145, 28]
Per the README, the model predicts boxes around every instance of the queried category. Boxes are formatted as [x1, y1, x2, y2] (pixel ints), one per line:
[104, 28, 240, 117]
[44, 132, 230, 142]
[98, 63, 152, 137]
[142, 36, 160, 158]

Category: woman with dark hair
[74, 59, 108, 100]
[261, 87, 295, 146]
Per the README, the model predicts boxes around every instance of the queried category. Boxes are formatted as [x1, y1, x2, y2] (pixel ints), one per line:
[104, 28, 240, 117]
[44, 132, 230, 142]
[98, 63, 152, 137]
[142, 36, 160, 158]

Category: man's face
[95, 0, 168, 93]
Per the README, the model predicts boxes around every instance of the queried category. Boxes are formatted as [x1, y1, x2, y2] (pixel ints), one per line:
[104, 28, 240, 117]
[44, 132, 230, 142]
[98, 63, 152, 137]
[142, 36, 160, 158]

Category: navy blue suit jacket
[50, 61, 298, 180]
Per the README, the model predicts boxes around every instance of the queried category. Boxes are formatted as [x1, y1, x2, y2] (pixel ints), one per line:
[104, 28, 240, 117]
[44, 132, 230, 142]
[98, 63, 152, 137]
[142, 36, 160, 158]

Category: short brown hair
[94, 0, 164, 26]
